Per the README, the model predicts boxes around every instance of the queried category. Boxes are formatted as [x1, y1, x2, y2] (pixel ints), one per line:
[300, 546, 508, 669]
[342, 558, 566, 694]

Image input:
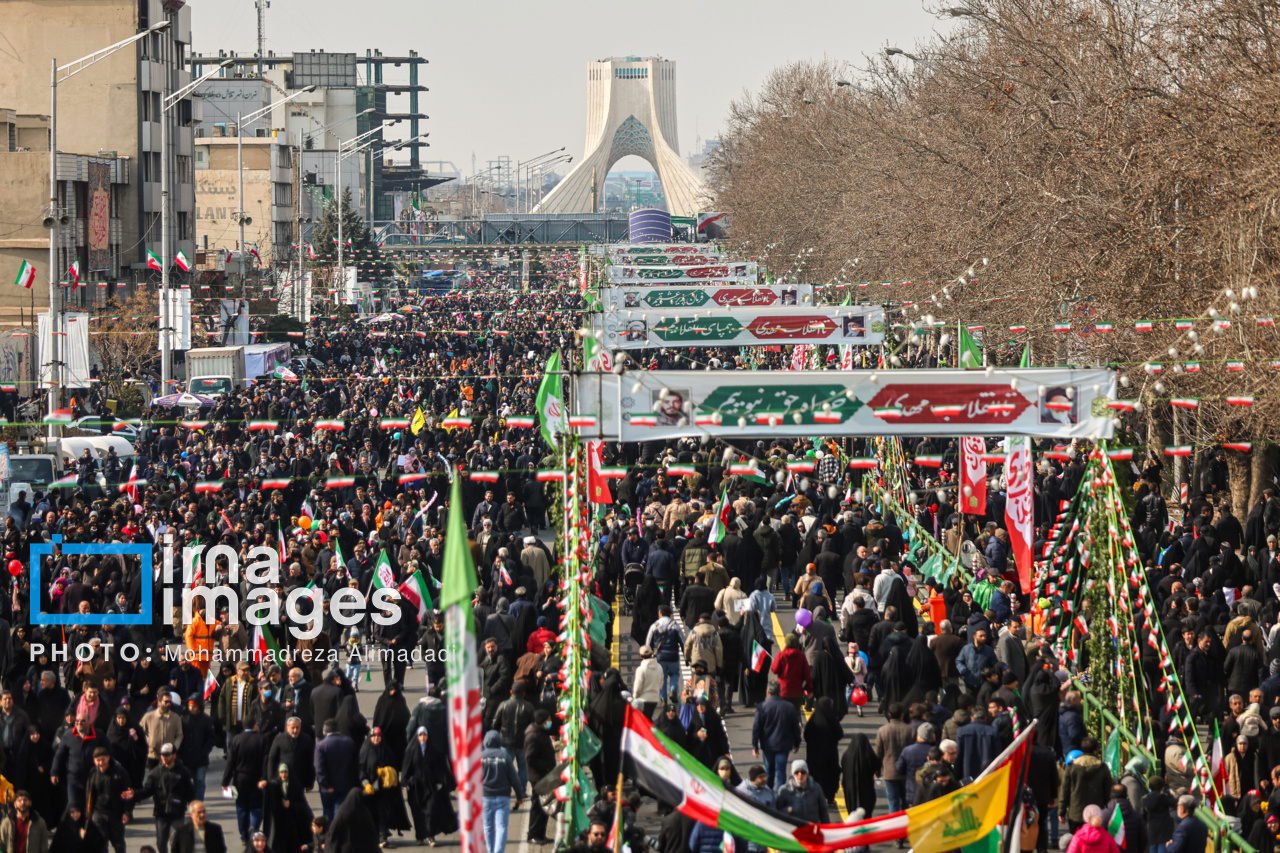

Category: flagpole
[611, 771, 625, 853]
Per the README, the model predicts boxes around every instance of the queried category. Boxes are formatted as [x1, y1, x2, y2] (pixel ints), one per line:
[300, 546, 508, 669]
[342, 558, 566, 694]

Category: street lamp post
[516, 147, 565, 213]
[159, 58, 234, 390]
[47, 22, 170, 436]
[230, 87, 316, 321]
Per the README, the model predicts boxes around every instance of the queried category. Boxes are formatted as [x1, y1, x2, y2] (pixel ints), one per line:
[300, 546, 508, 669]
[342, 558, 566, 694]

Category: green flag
[441, 467, 484, 852]
[958, 323, 982, 369]
[536, 349, 565, 447]
[1020, 343, 1031, 368]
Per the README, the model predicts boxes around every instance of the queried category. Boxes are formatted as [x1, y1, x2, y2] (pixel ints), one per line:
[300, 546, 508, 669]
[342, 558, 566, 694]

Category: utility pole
[256, 0, 268, 79]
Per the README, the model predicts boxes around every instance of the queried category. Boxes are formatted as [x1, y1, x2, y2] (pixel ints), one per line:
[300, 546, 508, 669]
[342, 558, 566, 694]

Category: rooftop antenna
[255, 0, 269, 78]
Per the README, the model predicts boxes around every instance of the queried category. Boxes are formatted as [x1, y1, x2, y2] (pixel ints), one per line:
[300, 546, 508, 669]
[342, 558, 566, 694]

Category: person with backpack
[684, 613, 723, 682]
[645, 605, 686, 702]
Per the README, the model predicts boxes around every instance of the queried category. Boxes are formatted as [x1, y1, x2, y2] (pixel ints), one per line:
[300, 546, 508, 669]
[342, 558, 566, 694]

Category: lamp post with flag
[46, 21, 171, 437]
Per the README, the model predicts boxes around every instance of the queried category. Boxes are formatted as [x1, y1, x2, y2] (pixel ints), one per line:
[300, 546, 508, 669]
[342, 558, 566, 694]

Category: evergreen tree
[311, 188, 374, 258]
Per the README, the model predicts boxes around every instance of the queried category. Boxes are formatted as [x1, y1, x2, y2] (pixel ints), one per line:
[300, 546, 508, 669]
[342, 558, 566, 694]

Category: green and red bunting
[442, 467, 485, 853]
[326, 476, 356, 489]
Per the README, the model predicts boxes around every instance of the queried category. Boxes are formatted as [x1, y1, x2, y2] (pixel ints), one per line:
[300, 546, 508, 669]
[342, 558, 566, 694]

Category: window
[175, 155, 192, 185]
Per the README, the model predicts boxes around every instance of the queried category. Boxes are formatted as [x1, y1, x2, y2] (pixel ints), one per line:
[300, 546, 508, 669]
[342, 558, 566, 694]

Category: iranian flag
[147, 250, 163, 272]
[750, 641, 768, 673]
[273, 365, 299, 382]
[586, 440, 611, 504]
[175, 251, 192, 272]
[442, 467, 485, 853]
[368, 549, 397, 597]
[1004, 436, 1034, 595]
[706, 484, 730, 546]
[67, 259, 80, 287]
[203, 668, 219, 700]
[1106, 804, 1126, 849]
[399, 569, 435, 620]
[251, 623, 283, 664]
[14, 260, 35, 288]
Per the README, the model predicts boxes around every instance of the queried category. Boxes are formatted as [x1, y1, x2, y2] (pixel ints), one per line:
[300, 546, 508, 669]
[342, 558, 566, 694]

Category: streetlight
[46, 20, 170, 434]
[334, 121, 402, 296]
[157, 58, 234, 389]
[531, 154, 572, 209]
[885, 47, 934, 67]
[516, 147, 565, 213]
[235, 86, 317, 295]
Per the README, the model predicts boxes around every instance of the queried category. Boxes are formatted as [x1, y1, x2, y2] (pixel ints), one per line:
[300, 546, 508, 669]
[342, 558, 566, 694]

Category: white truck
[185, 343, 290, 397]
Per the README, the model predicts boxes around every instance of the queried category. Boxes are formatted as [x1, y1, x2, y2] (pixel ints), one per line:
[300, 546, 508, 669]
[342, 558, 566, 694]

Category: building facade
[0, 0, 197, 317]
[193, 135, 293, 268]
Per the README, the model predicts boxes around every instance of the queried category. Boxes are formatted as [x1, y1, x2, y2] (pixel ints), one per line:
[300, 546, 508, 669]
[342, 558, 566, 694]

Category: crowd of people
[0, 246, 1265, 853]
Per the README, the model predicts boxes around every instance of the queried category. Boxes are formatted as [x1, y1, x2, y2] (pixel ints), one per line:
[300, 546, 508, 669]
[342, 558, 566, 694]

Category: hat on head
[160, 743, 175, 755]
[278, 763, 290, 774]
[791, 759, 809, 775]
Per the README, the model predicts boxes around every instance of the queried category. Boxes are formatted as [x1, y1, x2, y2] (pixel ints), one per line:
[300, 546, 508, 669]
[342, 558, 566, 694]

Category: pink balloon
[795, 608, 813, 629]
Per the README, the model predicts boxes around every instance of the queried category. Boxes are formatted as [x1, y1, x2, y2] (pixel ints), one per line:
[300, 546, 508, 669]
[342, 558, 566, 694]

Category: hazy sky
[189, 0, 942, 177]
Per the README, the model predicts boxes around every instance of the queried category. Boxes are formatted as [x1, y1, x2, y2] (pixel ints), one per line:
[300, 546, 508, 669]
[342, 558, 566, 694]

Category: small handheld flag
[750, 641, 768, 673]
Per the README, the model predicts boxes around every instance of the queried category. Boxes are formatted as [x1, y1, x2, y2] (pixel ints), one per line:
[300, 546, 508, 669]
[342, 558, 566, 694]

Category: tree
[92, 292, 159, 399]
[259, 313, 305, 343]
[311, 188, 374, 255]
[708, 0, 1280, 502]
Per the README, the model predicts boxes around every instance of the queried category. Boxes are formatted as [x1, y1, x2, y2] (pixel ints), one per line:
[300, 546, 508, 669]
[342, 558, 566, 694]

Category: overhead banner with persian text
[595, 305, 885, 350]
[607, 253, 726, 267]
[574, 367, 1117, 442]
[599, 284, 816, 312]
[607, 262, 757, 283]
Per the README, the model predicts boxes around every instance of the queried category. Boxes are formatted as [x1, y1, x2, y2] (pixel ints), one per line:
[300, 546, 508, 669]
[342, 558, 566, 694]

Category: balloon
[299, 516, 312, 530]
[795, 608, 812, 629]
[850, 687, 868, 707]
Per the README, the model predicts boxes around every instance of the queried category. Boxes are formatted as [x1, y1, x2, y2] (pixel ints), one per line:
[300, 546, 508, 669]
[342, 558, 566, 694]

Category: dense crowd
[0, 253, 1269, 853]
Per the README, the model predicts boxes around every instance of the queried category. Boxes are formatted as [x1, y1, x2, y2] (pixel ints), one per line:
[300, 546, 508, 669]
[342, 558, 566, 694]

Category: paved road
[106, 588, 889, 853]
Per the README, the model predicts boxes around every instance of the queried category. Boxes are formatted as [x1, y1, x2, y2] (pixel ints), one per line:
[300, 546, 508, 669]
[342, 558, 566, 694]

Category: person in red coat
[771, 633, 813, 711]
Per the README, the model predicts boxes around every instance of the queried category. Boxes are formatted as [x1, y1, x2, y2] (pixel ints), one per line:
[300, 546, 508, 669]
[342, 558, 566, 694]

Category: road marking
[611, 591, 621, 671]
[771, 606, 850, 822]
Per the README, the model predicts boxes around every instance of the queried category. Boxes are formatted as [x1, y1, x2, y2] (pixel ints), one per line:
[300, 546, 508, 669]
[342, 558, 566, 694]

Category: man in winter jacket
[1166, 795, 1208, 853]
[776, 760, 829, 823]
[180, 696, 218, 800]
[631, 646, 664, 715]
[734, 767, 777, 853]
[1102, 784, 1147, 853]
[493, 683, 536, 794]
[751, 683, 803, 790]
[644, 538, 679, 589]
[875, 703, 916, 815]
[313, 719, 358, 820]
[1059, 736, 1113, 831]
[141, 742, 195, 853]
[645, 608, 686, 702]
[222, 718, 268, 842]
[51, 713, 99, 807]
[895, 723, 936, 804]
[955, 709, 1001, 782]
[956, 629, 999, 692]
[481, 730, 523, 853]
[86, 747, 134, 853]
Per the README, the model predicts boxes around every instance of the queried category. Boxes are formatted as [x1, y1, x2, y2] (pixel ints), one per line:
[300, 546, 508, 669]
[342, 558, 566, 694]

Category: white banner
[607, 261, 757, 284]
[575, 367, 1117, 441]
[596, 305, 886, 350]
[599, 284, 814, 311]
[158, 289, 192, 352]
[40, 312, 91, 389]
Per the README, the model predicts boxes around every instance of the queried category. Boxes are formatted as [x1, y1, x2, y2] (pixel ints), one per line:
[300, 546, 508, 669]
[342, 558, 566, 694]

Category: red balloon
[850, 687, 868, 707]
[7, 560, 22, 577]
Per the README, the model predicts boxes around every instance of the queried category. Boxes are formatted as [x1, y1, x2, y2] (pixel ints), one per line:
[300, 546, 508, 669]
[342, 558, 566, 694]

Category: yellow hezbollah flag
[441, 408, 459, 433]
[907, 759, 1011, 853]
[411, 407, 426, 435]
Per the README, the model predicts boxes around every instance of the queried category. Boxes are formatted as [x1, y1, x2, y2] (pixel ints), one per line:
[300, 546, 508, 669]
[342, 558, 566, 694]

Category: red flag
[586, 440, 611, 505]
[960, 436, 987, 515]
[123, 462, 138, 505]
[1004, 436, 1034, 595]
